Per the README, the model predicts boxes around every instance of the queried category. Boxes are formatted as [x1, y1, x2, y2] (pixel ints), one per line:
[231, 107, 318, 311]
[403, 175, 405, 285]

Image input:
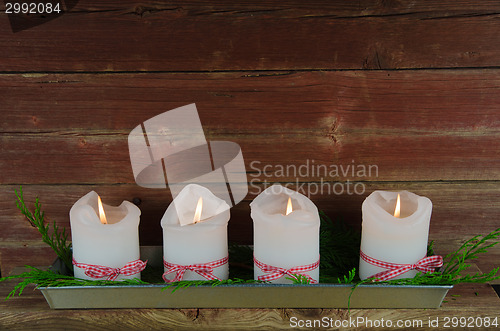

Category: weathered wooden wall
[0, 0, 499, 276]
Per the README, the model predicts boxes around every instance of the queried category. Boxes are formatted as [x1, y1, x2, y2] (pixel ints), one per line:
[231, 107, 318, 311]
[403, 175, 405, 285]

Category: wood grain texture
[0, 71, 499, 184]
[2, 1, 500, 71]
[0, 280, 499, 330]
[1, 1, 500, 322]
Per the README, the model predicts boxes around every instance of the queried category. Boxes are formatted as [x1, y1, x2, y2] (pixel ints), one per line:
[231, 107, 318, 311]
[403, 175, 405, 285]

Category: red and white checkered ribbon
[72, 258, 147, 281]
[360, 250, 443, 281]
[162, 256, 228, 282]
[253, 255, 319, 283]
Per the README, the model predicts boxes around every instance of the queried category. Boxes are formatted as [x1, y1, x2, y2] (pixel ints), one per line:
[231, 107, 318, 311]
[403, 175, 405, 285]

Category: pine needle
[319, 211, 360, 283]
[162, 278, 267, 293]
[363, 227, 500, 286]
[0, 266, 148, 300]
[15, 186, 73, 271]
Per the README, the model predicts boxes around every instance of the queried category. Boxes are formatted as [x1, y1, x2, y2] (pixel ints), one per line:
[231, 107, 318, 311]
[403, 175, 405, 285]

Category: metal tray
[39, 246, 452, 309]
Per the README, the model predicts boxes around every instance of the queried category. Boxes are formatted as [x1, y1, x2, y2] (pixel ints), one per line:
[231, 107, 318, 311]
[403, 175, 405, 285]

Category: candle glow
[286, 197, 293, 216]
[193, 197, 203, 224]
[97, 195, 108, 224]
[394, 193, 401, 218]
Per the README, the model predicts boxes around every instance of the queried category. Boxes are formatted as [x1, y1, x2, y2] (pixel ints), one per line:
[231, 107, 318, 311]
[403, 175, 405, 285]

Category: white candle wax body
[251, 185, 320, 284]
[359, 190, 432, 280]
[70, 191, 142, 281]
[161, 184, 230, 281]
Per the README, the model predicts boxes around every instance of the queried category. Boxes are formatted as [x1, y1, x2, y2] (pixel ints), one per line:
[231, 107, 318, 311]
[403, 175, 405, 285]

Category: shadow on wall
[493, 285, 500, 298]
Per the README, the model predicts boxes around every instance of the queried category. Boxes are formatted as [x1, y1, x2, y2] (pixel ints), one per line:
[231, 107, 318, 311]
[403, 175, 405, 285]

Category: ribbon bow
[253, 255, 319, 283]
[72, 258, 147, 281]
[360, 250, 443, 282]
[162, 256, 228, 282]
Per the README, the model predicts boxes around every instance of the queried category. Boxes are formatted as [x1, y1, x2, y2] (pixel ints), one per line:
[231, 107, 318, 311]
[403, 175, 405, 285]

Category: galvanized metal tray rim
[41, 283, 454, 290]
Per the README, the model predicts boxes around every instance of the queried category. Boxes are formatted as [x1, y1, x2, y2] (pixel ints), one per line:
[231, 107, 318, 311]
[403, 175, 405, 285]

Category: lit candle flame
[286, 197, 293, 216]
[97, 195, 108, 224]
[394, 193, 401, 218]
[193, 197, 203, 224]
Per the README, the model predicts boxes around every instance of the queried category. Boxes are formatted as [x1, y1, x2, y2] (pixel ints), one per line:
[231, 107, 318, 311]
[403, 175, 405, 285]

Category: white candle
[161, 184, 230, 281]
[359, 190, 432, 280]
[70, 191, 143, 281]
[251, 185, 320, 284]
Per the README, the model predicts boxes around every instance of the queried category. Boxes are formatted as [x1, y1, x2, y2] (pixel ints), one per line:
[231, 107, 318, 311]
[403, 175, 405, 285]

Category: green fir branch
[286, 274, 312, 284]
[442, 228, 500, 275]
[336, 268, 357, 284]
[162, 278, 268, 293]
[15, 186, 73, 271]
[361, 227, 500, 286]
[0, 266, 148, 300]
[228, 243, 254, 279]
[427, 240, 435, 256]
[319, 211, 360, 282]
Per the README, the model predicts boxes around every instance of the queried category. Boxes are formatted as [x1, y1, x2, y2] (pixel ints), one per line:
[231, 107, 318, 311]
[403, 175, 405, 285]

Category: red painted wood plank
[1, 132, 498, 183]
[1, 182, 498, 243]
[0, 71, 498, 183]
[2, 1, 500, 70]
[2, 71, 500, 133]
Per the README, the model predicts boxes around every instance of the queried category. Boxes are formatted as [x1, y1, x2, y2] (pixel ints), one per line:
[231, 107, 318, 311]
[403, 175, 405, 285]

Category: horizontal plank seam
[0, 241, 52, 247]
[422, 12, 500, 20]
[5, 67, 500, 75]
[294, 11, 500, 20]
[1, 131, 498, 137]
[7, 7, 500, 20]
[2, 180, 499, 186]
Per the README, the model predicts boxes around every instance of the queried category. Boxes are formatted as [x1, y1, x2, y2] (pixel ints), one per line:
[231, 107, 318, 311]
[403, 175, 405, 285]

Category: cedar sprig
[15, 186, 73, 271]
[162, 278, 268, 293]
[319, 211, 360, 282]
[286, 274, 312, 284]
[228, 243, 254, 279]
[336, 268, 356, 284]
[0, 266, 148, 300]
[442, 228, 500, 275]
[368, 227, 500, 286]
